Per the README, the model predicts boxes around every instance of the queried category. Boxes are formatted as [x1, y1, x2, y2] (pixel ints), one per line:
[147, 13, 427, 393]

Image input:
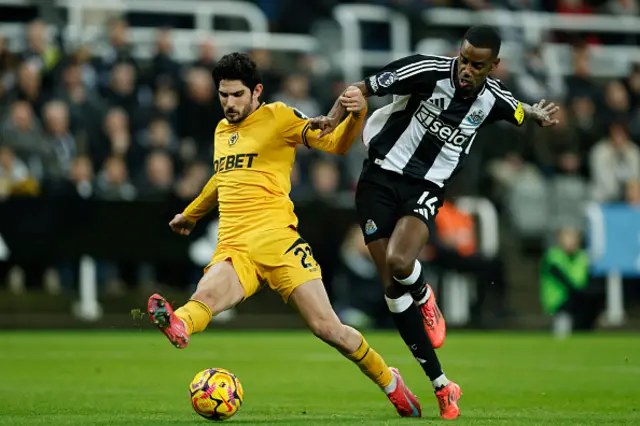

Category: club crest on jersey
[364, 219, 378, 235]
[228, 132, 239, 146]
[377, 72, 396, 88]
[466, 109, 485, 126]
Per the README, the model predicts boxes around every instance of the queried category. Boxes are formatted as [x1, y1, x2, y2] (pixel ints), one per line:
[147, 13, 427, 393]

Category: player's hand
[339, 85, 367, 113]
[309, 109, 344, 138]
[169, 213, 196, 236]
[531, 99, 560, 127]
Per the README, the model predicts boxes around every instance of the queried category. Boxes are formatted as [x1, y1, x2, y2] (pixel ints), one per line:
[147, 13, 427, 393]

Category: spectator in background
[488, 150, 544, 204]
[566, 45, 601, 121]
[625, 63, 640, 110]
[590, 121, 640, 202]
[95, 155, 136, 201]
[96, 17, 138, 91]
[0, 34, 19, 105]
[250, 49, 281, 102]
[55, 57, 103, 150]
[0, 146, 39, 199]
[625, 63, 640, 141]
[271, 73, 321, 118]
[192, 38, 217, 74]
[148, 28, 181, 90]
[540, 226, 600, 338]
[6, 62, 46, 119]
[307, 156, 352, 206]
[93, 107, 131, 170]
[64, 155, 94, 199]
[625, 178, 640, 206]
[515, 46, 565, 105]
[289, 160, 310, 202]
[310, 156, 339, 197]
[333, 223, 386, 329]
[42, 100, 77, 181]
[562, 42, 604, 153]
[131, 117, 179, 172]
[20, 19, 62, 95]
[175, 162, 209, 200]
[528, 102, 581, 176]
[105, 62, 139, 119]
[425, 199, 510, 325]
[133, 83, 179, 134]
[602, 80, 630, 125]
[72, 45, 99, 90]
[177, 67, 222, 158]
[1, 101, 48, 181]
[136, 151, 174, 201]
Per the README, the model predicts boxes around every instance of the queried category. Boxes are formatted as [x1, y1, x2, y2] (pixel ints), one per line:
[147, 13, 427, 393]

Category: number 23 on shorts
[292, 244, 320, 273]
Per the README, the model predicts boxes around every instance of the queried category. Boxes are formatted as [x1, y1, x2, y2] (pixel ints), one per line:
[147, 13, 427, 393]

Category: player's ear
[252, 84, 264, 102]
[490, 58, 500, 73]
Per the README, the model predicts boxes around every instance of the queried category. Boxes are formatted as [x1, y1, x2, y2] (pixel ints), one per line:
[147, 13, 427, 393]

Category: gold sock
[175, 299, 212, 335]
[343, 335, 393, 389]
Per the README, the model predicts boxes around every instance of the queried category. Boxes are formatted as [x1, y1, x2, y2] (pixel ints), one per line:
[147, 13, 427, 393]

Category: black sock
[394, 260, 428, 302]
[386, 294, 443, 382]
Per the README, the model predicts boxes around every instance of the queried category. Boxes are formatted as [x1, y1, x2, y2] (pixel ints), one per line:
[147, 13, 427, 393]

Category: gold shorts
[208, 227, 322, 302]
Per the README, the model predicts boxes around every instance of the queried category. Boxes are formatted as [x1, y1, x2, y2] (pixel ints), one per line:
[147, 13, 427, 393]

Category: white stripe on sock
[394, 260, 422, 286]
[417, 286, 431, 305]
[383, 370, 398, 394]
[432, 374, 449, 389]
[385, 293, 413, 313]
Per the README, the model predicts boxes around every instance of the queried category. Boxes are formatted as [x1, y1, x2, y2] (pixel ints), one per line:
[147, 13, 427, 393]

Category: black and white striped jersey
[363, 54, 524, 187]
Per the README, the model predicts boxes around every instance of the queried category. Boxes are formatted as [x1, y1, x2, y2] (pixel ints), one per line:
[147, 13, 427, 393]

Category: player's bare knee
[191, 267, 244, 315]
[309, 318, 342, 346]
[386, 249, 413, 279]
[191, 288, 220, 313]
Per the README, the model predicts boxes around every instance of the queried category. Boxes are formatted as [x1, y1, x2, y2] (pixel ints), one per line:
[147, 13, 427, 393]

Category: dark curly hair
[212, 52, 262, 92]
[464, 25, 501, 58]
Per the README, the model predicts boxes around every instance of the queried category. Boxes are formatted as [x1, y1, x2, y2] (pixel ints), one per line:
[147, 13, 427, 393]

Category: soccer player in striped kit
[314, 25, 560, 419]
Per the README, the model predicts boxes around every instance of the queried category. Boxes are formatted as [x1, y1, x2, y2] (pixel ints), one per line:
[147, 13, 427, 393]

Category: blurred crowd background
[1, 0, 639, 331]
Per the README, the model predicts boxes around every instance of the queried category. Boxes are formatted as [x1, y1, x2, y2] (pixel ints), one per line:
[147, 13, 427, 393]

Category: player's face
[218, 80, 263, 123]
[457, 40, 499, 94]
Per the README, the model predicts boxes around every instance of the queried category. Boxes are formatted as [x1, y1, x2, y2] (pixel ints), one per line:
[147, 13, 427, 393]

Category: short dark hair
[463, 25, 501, 58]
[212, 52, 262, 91]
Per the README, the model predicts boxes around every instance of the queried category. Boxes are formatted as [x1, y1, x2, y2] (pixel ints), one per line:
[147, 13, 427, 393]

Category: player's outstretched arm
[521, 99, 560, 127]
[306, 86, 368, 155]
[310, 82, 370, 138]
[312, 54, 439, 136]
[171, 175, 218, 236]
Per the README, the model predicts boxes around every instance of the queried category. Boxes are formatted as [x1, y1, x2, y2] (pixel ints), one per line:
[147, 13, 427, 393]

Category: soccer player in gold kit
[147, 53, 422, 417]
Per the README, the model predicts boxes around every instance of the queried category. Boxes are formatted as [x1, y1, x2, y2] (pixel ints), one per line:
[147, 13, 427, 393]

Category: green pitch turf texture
[1, 331, 639, 425]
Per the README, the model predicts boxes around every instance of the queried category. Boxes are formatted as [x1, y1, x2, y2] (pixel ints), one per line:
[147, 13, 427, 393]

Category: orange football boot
[417, 284, 446, 348]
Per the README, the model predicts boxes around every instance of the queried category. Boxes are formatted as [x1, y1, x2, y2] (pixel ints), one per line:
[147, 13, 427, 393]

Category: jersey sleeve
[278, 102, 367, 155]
[183, 174, 218, 222]
[364, 54, 449, 96]
[485, 79, 525, 127]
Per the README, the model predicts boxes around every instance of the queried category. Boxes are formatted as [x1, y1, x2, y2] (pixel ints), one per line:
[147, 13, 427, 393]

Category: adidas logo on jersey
[427, 97, 445, 110]
[414, 103, 470, 146]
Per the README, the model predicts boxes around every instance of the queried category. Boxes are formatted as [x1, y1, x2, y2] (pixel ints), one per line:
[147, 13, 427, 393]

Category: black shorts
[355, 160, 444, 244]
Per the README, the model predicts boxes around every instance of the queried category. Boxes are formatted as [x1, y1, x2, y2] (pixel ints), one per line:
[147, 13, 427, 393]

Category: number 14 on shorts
[415, 191, 438, 219]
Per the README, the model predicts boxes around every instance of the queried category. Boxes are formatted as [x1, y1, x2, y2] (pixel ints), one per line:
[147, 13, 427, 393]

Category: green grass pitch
[1, 331, 639, 425]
